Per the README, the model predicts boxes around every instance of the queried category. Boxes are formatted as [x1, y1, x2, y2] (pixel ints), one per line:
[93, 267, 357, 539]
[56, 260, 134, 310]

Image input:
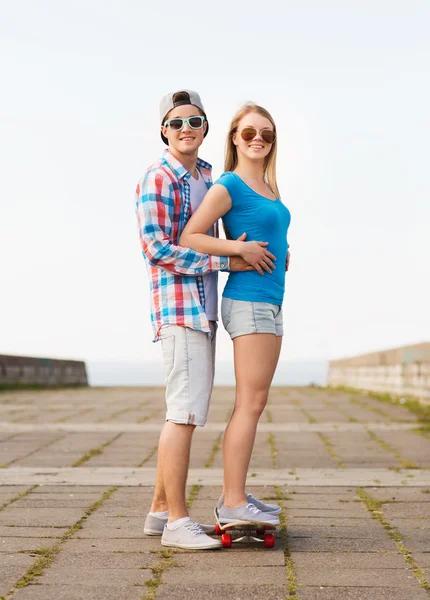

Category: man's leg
[148, 324, 215, 519]
[153, 324, 220, 549]
[157, 421, 195, 522]
[149, 430, 168, 513]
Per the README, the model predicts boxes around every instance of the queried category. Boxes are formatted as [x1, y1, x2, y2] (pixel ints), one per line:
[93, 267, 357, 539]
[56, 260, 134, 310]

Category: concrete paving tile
[77, 515, 143, 531]
[75, 528, 149, 539]
[387, 519, 429, 532]
[0, 559, 33, 596]
[297, 586, 429, 599]
[72, 535, 159, 553]
[52, 550, 157, 569]
[38, 566, 151, 586]
[12, 498, 100, 509]
[383, 502, 430, 518]
[0, 526, 67, 538]
[292, 551, 407, 569]
[0, 485, 34, 494]
[288, 506, 366, 518]
[287, 524, 388, 538]
[285, 492, 359, 504]
[287, 537, 396, 552]
[0, 537, 58, 553]
[59, 538, 160, 553]
[12, 584, 146, 599]
[413, 552, 430, 566]
[0, 552, 36, 567]
[282, 486, 359, 494]
[295, 566, 416, 587]
[371, 488, 430, 502]
[94, 506, 146, 517]
[0, 564, 30, 596]
[30, 486, 111, 494]
[406, 540, 430, 552]
[156, 584, 289, 600]
[163, 565, 287, 585]
[105, 493, 152, 505]
[288, 509, 370, 518]
[0, 507, 84, 527]
[172, 550, 285, 567]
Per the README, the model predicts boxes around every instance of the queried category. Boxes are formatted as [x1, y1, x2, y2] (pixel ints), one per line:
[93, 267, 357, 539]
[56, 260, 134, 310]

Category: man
[136, 90, 282, 549]
[135, 90, 253, 550]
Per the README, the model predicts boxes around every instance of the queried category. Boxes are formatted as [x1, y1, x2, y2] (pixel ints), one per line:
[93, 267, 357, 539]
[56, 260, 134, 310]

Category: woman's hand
[238, 239, 276, 275]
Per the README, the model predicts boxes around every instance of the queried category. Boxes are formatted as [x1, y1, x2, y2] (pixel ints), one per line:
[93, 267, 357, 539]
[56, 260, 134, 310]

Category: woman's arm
[180, 184, 276, 274]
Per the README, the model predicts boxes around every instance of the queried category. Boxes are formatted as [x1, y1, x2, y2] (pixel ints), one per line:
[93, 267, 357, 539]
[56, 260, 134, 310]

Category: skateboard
[214, 517, 276, 549]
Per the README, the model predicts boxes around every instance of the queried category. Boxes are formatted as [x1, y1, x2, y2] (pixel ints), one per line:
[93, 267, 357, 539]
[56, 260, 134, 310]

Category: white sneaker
[161, 519, 222, 550]
[144, 512, 215, 536]
[217, 502, 280, 526]
[217, 495, 282, 516]
[247, 493, 282, 516]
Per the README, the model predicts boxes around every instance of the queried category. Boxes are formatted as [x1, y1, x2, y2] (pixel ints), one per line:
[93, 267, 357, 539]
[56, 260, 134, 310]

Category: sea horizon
[87, 359, 328, 387]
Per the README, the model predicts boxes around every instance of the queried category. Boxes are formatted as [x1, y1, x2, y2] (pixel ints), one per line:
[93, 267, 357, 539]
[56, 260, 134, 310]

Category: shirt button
[197, 276, 202, 281]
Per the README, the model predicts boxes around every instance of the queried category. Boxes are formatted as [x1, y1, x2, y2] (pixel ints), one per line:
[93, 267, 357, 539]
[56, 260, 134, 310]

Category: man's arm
[136, 170, 228, 276]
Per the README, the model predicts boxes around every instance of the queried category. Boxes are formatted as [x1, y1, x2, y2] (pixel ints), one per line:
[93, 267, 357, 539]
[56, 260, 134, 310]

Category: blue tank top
[216, 172, 291, 306]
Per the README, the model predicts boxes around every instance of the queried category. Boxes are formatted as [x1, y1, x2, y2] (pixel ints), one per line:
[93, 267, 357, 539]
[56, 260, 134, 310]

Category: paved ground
[0, 385, 429, 599]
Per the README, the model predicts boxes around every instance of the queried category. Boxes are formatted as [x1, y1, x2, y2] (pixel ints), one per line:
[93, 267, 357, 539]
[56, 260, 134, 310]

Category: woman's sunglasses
[239, 127, 276, 145]
[164, 116, 205, 131]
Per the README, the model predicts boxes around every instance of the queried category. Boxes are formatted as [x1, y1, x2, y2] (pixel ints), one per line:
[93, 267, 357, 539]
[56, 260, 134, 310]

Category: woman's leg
[222, 333, 282, 508]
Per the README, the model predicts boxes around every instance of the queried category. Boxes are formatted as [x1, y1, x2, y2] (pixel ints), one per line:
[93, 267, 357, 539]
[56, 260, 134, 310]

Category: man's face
[161, 104, 207, 155]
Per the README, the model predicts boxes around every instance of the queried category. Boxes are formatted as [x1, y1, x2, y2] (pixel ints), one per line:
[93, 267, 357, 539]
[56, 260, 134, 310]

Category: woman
[180, 103, 291, 526]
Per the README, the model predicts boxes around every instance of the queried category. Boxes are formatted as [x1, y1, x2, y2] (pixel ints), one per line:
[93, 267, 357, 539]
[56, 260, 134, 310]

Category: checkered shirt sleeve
[136, 169, 225, 275]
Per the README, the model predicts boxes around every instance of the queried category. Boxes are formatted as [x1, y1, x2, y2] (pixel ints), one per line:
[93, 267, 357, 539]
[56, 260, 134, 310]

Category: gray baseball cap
[159, 89, 209, 145]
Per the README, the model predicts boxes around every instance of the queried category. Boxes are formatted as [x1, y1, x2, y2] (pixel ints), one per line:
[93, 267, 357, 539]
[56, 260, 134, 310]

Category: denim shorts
[221, 298, 283, 339]
[159, 322, 217, 427]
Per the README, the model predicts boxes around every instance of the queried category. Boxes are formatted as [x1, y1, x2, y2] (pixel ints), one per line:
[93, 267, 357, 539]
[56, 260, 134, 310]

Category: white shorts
[160, 323, 217, 427]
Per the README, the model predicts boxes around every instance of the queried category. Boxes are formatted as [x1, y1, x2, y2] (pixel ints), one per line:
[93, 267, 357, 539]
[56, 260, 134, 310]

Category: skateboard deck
[214, 516, 277, 548]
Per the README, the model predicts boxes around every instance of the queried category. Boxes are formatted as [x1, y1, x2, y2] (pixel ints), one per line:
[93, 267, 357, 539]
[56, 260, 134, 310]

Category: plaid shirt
[135, 149, 229, 341]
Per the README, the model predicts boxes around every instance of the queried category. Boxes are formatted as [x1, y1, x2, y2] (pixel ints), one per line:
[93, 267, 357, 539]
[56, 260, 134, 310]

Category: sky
[1, 0, 429, 370]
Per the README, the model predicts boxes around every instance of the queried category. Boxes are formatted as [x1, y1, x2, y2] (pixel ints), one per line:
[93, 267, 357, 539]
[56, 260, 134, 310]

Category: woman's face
[233, 112, 275, 162]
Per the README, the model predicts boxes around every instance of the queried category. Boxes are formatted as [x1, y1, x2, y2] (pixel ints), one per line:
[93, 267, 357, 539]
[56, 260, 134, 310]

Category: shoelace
[246, 503, 262, 516]
[184, 520, 205, 536]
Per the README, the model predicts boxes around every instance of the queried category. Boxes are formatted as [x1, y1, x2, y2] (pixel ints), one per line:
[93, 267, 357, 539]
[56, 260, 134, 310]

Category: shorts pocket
[160, 334, 175, 379]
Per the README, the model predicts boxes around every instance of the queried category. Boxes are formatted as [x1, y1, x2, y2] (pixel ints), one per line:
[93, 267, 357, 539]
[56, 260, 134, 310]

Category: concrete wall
[0, 355, 88, 387]
[327, 342, 430, 401]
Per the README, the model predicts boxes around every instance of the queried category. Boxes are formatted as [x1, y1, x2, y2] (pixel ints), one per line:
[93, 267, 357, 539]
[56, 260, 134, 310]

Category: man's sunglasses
[164, 116, 205, 131]
[239, 127, 276, 145]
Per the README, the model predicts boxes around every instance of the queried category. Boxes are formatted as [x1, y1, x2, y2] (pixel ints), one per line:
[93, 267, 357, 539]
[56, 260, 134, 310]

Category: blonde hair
[224, 103, 280, 198]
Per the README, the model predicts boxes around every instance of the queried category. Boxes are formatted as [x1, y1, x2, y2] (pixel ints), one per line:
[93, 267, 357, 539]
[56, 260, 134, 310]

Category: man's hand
[230, 256, 254, 272]
[234, 233, 276, 275]
[286, 249, 291, 271]
[229, 233, 254, 272]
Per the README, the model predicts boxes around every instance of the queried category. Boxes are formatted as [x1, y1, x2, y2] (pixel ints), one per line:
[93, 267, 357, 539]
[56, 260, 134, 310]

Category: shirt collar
[162, 149, 212, 180]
